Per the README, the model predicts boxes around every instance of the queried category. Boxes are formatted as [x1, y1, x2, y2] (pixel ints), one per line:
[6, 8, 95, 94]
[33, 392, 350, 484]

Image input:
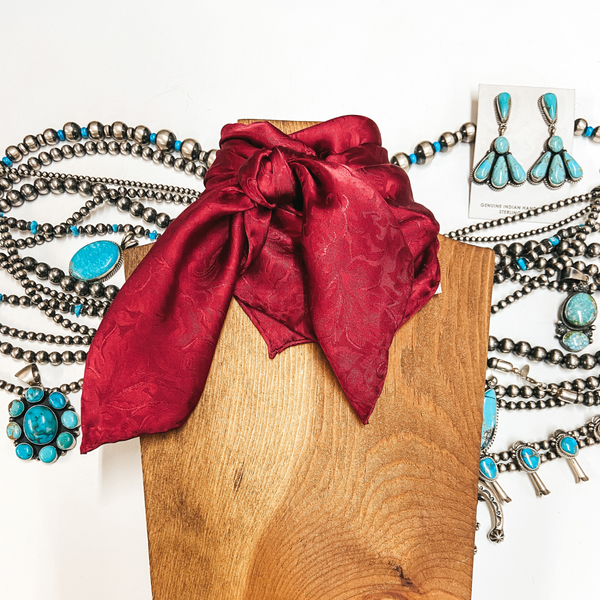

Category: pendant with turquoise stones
[511, 441, 551, 496]
[6, 384, 80, 463]
[68, 233, 138, 283]
[472, 136, 526, 190]
[556, 291, 596, 351]
[552, 429, 589, 484]
[528, 135, 583, 189]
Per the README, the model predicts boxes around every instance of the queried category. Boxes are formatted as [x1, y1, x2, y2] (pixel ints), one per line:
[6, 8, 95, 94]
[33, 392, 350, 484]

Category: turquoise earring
[472, 92, 527, 191]
[528, 93, 583, 189]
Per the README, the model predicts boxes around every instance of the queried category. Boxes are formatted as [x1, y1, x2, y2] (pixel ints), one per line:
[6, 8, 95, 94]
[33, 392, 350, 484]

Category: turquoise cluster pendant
[472, 92, 526, 190]
[6, 385, 80, 463]
[528, 93, 583, 189]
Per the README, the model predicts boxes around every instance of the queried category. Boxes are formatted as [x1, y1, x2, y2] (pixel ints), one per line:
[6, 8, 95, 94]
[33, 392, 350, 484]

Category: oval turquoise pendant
[69, 240, 122, 282]
[563, 293, 597, 329]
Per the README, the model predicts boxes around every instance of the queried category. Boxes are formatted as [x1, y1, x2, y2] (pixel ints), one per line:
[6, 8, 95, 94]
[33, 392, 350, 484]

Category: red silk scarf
[80, 116, 440, 453]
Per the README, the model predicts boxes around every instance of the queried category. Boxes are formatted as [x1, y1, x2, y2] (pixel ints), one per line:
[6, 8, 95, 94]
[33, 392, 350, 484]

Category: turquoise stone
[520, 447, 540, 470]
[480, 457, 498, 481]
[560, 436, 578, 456]
[563, 152, 583, 180]
[8, 399, 24, 417]
[494, 136, 509, 154]
[6, 422, 22, 441]
[542, 93, 558, 122]
[496, 92, 511, 122]
[39, 445, 58, 464]
[69, 240, 121, 282]
[61, 410, 80, 429]
[548, 135, 563, 152]
[530, 151, 552, 182]
[48, 391, 66, 409]
[25, 387, 44, 404]
[57, 432, 76, 451]
[481, 388, 498, 451]
[564, 293, 597, 328]
[506, 154, 526, 184]
[548, 153, 566, 187]
[15, 443, 33, 461]
[562, 330, 590, 351]
[474, 151, 495, 182]
[23, 406, 58, 445]
[491, 155, 508, 189]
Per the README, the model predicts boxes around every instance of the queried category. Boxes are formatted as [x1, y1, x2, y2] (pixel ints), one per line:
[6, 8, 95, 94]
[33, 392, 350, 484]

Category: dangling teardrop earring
[528, 93, 583, 189]
[472, 92, 527, 191]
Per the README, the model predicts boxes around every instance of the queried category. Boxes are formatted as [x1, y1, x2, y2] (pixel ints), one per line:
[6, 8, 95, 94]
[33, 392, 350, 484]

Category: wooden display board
[123, 119, 494, 600]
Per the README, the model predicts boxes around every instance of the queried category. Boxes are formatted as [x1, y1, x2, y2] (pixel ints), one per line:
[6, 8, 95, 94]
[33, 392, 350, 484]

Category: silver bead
[61, 145, 75, 159]
[108, 141, 119, 155]
[156, 130, 176, 152]
[36, 134, 46, 147]
[88, 121, 105, 140]
[134, 125, 151, 145]
[73, 143, 86, 157]
[97, 141, 108, 154]
[141, 147, 153, 160]
[23, 135, 39, 152]
[119, 142, 131, 155]
[195, 164, 207, 179]
[184, 160, 196, 175]
[173, 157, 186, 171]
[460, 122, 476, 143]
[5, 146, 23, 163]
[43, 128, 59, 145]
[78, 180, 92, 196]
[103, 124, 112, 138]
[85, 141, 97, 155]
[390, 152, 411, 172]
[50, 148, 63, 162]
[414, 141, 435, 165]
[64, 177, 78, 194]
[49, 178, 64, 194]
[7, 190, 23, 207]
[152, 150, 163, 164]
[592, 127, 600, 143]
[142, 207, 157, 223]
[438, 132, 458, 152]
[205, 149, 218, 168]
[20, 184, 38, 202]
[126, 127, 134, 140]
[131, 143, 142, 158]
[156, 213, 170, 228]
[63, 122, 82, 142]
[28, 157, 41, 170]
[112, 121, 128, 140]
[574, 118, 588, 136]
[34, 178, 50, 195]
[0, 178, 12, 191]
[162, 153, 175, 168]
[180, 138, 201, 161]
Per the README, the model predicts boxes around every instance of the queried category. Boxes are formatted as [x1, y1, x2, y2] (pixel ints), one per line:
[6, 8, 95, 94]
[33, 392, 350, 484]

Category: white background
[2, 2, 600, 599]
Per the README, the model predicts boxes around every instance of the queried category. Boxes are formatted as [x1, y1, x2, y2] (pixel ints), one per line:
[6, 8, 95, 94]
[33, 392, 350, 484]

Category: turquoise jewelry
[6, 364, 80, 463]
[471, 92, 526, 190]
[529, 93, 583, 189]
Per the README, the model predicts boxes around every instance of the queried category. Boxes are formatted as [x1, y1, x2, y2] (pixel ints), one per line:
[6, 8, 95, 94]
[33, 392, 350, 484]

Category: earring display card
[469, 84, 576, 223]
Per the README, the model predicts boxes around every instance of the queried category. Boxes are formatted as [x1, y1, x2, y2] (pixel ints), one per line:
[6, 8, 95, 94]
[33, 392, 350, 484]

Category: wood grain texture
[123, 119, 494, 600]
